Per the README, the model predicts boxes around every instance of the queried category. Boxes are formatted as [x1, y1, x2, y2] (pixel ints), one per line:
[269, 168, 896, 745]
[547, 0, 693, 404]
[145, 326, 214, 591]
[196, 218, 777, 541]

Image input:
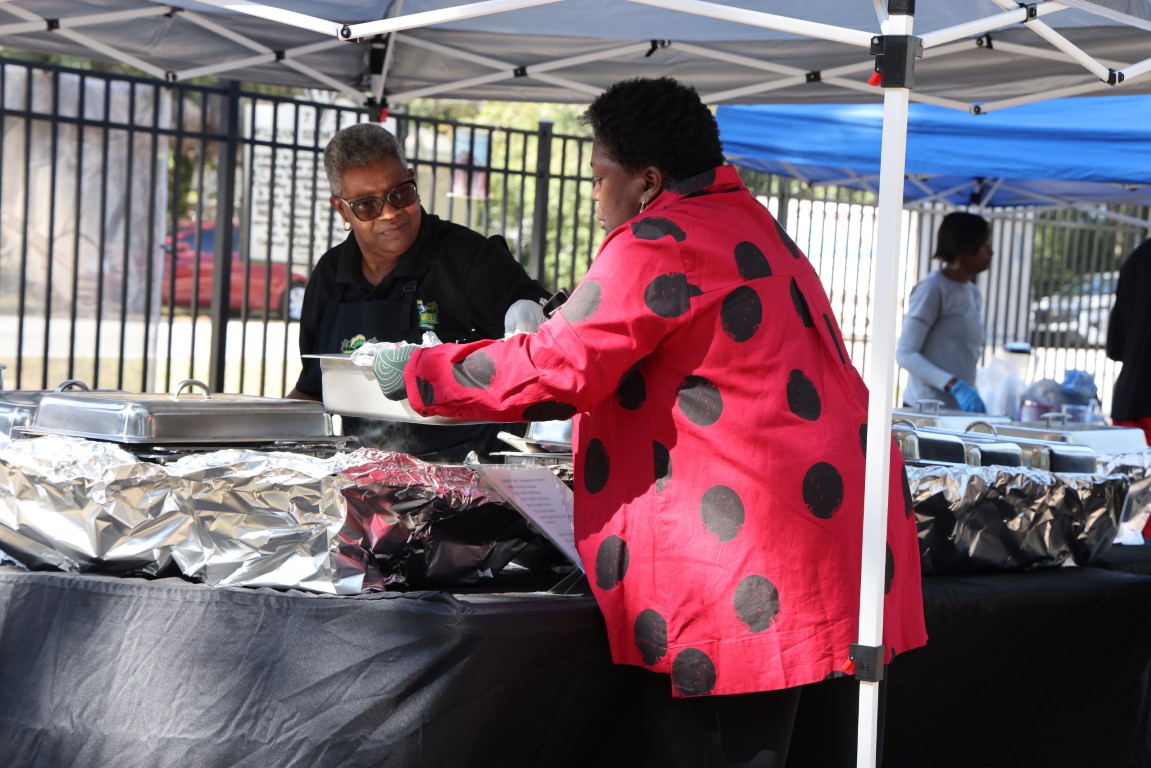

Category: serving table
[2, 563, 1151, 768]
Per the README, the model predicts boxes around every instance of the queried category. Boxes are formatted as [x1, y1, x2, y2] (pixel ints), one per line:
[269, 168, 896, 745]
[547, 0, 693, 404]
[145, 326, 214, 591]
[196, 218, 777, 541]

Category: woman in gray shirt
[897, 212, 993, 412]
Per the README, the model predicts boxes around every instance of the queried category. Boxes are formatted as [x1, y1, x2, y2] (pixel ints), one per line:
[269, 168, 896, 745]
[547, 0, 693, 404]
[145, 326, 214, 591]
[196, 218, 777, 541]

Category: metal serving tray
[24, 379, 334, 444]
[893, 402, 1012, 432]
[0, 380, 97, 439]
[969, 419, 1148, 453]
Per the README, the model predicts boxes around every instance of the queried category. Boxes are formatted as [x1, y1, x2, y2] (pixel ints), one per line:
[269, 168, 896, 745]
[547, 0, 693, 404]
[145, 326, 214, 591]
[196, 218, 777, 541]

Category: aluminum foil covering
[0, 436, 544, 593]
[1096, 448, 1151, 542]
[0, 435, 366, 593]
[908, 464, 1123, 575]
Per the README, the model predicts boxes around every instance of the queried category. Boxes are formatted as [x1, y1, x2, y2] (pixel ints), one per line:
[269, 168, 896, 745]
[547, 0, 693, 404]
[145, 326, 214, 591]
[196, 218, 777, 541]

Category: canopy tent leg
[856, 5, 915, 766]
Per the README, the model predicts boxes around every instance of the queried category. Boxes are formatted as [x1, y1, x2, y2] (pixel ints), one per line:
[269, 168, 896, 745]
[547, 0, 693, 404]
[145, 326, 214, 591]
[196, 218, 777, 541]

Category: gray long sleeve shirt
[896, 269, 984, 410]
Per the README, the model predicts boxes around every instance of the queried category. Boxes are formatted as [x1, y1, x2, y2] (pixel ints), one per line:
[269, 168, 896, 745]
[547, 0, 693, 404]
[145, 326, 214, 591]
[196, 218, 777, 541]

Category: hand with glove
[947, 378, 986, 413]
[503, 298, 547, 337]
[373, 344, 415, 401]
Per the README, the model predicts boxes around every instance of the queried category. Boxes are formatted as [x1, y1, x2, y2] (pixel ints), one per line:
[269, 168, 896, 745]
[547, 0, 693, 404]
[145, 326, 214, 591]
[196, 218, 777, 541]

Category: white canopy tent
[4, 2, 1151, 765]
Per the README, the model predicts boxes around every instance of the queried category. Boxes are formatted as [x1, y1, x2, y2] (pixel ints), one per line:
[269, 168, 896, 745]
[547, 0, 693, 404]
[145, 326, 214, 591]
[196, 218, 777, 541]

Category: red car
[162, 223, 309, 320]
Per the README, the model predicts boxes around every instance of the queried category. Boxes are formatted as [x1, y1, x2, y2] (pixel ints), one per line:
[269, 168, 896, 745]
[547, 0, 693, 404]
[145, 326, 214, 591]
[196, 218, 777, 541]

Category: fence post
[530, 120, 554, 285]
[208, 81, 240, 392]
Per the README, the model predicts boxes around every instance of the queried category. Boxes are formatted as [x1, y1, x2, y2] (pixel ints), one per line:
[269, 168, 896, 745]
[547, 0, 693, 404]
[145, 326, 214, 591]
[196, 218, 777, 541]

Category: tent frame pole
[856, 6, 914, 767]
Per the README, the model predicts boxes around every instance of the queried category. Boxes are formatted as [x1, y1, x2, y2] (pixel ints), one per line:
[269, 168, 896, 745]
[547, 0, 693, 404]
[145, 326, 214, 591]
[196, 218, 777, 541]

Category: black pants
[640, 671, 886, 768]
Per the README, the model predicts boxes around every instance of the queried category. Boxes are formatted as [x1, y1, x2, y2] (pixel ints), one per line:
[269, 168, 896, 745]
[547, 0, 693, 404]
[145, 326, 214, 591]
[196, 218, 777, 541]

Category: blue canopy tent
[717, 95, 1151, 211]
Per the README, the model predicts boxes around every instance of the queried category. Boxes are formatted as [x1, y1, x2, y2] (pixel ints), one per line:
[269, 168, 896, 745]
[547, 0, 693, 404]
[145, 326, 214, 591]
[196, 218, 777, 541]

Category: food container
[308, 354, 479, 425]
[524, 419, 573, 451]
[968, 418, 1147, 454]
[893, 401, 1011, 432]
[24, 379, 333, 443]
[0, 380, 95, 439]
[490, 451, 573, 467]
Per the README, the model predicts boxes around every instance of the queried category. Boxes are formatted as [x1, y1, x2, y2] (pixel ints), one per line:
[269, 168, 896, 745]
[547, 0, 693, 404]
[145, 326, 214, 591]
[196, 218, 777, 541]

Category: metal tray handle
[172, 379, 211, 400]
[53, 379, 91, 392]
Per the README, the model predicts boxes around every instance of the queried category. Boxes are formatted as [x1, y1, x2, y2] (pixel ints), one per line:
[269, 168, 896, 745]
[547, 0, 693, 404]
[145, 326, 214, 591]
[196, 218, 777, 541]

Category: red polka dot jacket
[406, 164, 928, 697]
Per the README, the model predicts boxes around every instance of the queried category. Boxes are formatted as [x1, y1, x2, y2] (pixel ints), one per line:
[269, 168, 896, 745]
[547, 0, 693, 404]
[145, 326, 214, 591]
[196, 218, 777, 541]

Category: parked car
[162, 223, 309, 320]
[1029, 271, 1118, 348]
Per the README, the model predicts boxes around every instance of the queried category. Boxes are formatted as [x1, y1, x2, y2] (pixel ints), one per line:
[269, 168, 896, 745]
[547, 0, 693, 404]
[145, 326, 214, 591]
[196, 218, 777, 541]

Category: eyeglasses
[340, 180, 419, 221]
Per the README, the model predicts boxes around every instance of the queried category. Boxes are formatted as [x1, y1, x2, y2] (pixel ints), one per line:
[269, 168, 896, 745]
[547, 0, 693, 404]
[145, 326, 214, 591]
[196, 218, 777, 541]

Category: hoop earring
[638, 196, 649, 214]
[343, 220, 351, 232]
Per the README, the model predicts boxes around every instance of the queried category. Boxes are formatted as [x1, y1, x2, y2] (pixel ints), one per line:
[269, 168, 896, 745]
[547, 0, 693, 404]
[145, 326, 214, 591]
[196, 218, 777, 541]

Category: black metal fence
[2, 57, 1147, 415]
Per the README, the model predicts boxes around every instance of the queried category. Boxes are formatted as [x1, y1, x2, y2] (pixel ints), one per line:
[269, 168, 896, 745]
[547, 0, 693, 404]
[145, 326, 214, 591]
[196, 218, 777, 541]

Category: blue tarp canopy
[717, 96, 1151, 208]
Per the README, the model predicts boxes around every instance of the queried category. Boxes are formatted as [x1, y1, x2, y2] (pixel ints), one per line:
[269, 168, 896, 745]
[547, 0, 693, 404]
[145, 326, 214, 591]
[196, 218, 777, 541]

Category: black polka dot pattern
[631, 217, 687, 242]
[786, 369, 821, 421]
[451, 351, 496, 389]
[615, 359, 647, 410]
[634, 608, 668, 665]
[719, 286, 762, 342]
[733, 241, 772, 280]
[644, 273, 702, 318]
[561, 280, 601, 323]
[667, 169, 715, 195]
[823, 313, 848, 365]
[595, 535, 630, 590]
[885, 544, 895, 595]
[672, 649, 717, 697]
[415, 377, 435, 406]
[734, 575, 781, 632]
[774, 219, 803, 259]
[583, 438, 610, 495]
[859, 423, 868, 455]
[901, 465, 914, 519]
[654, 441, 671, 493]
[676, 376, 722, 426]
[803, 462, 845, 519]
[522, 402, 578, 422]
[700, 485, 745, 542]
[790, 278, 814, 328]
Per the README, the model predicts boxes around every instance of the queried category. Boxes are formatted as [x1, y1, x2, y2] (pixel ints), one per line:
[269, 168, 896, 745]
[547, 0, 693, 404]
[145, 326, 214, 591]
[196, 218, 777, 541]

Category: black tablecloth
[3, 565, 1151, 768]
[0, 567, 641, 768]
[886, 567, 1151, 768]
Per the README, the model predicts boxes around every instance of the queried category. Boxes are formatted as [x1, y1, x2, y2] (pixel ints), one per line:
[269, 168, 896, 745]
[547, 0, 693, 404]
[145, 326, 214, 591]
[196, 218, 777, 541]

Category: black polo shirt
[295, 210, 548, 397]
[292, 212, 547, 462]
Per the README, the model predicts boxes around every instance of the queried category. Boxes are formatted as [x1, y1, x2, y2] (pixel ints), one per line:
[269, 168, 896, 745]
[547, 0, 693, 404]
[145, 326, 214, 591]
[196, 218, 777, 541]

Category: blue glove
[372, 345, 415, 401]
[949, 379, 986, 413]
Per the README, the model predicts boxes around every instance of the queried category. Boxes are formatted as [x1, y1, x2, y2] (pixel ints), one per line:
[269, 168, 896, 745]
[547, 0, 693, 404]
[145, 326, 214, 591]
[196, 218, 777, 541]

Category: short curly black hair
[580, 77, 725, 183]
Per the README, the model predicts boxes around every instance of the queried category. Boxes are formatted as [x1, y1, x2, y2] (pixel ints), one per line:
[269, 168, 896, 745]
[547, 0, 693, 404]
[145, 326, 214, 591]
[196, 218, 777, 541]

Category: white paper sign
[474, 464, 582, 572]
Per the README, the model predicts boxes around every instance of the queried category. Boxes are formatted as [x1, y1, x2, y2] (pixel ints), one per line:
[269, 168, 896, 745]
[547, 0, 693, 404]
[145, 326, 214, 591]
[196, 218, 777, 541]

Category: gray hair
[323, 122, 408, 197]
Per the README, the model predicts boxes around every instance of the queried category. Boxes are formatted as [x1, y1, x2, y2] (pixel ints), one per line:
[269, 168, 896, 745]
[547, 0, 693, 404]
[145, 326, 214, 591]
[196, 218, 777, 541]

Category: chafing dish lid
[25, 379, 333, 443]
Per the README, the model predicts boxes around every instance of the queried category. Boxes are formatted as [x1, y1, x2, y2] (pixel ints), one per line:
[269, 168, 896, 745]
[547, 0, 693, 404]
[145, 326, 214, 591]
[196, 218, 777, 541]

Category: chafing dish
[970, 415, 1148, 454]
[490, 451, 573, 467]
[23, 379, 334, 444]
[960, 421, 1098, 472]
[894, 400, 1011, 432]
[524, 419, 572, 450]
[892, 420, 967, 465]
[0, 380, 94, 439]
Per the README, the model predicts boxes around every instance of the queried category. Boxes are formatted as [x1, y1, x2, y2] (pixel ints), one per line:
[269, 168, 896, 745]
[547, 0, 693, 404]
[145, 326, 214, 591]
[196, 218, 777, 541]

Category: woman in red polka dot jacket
[375, 76, 927, 766]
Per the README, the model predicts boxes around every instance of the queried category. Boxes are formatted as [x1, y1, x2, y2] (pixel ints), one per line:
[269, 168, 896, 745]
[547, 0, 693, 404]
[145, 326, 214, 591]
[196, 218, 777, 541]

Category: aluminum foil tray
[24, 379, 334, 443]
[310, 354, 480, 425]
